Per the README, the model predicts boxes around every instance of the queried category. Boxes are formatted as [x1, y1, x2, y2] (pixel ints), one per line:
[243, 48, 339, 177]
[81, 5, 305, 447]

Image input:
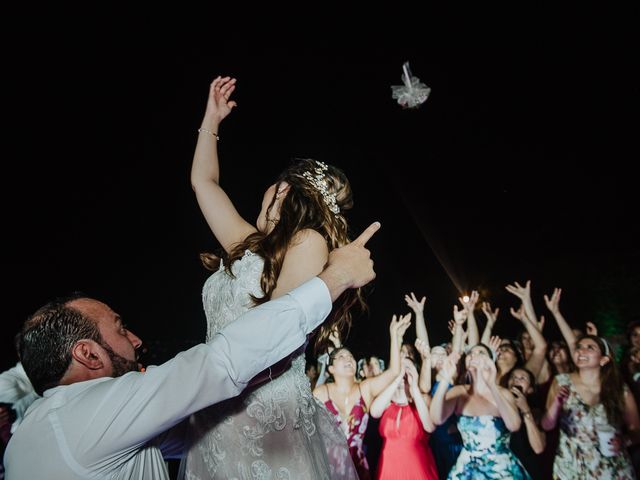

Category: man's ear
[71, 340, 106, 371]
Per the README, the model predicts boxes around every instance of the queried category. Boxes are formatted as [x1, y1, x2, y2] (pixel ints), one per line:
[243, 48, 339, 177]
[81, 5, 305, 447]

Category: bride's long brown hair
[201, 158, 366, 351]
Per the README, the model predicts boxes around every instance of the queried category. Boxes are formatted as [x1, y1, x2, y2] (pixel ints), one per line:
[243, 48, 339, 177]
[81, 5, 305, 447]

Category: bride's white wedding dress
[179, 250, 358, 480]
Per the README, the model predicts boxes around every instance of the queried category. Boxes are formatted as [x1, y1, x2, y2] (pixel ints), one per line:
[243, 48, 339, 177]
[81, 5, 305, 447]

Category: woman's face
[401, 344, 417, 363]
[431, 346, 447, 371]
[574, 338, 608, 369]
[329, 349, 356, 378]
[548, 342, 569, 367]
[466, 345, 492, 371]
[507, 368, 532, 394]
[256, 182, 288, 233]
[520, 332, 533, 353]
[368, 357, 383, 376]
[496, 341, 517, 370]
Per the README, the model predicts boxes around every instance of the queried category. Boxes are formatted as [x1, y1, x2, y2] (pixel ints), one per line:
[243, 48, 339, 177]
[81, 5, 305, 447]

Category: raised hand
[448, 319, 456, 335]
[415, 338, 430, 360]
[479, 355, 498, 385]
[544, 288, 562, 315]
[328, 325, 341, 348]
[441, 352, 461, 384]
[403, 358, 420, 389]
[488, 335, 502, 357]
[405, 292, 426, 315]
[511, 386, 530, 413]
[390, 313, 412, 341]
[586, 321, 598, 336]
[453, 305, 468, 326]
[505, 280, 532, 302]
[206, 76, 238, 122]
[537, 315, 546, 332]
[554, 385, 570, 406]
[459, 290, 479, 313]
[321, 222, 380, 300]
[482, 302, 500, 327]
[510, 304, 528, 323]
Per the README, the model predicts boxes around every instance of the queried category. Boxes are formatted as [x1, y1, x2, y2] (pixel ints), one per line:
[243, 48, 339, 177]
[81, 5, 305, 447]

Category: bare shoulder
[285, 229, 329, 260]
[313, 383, 329, 401]
[291, 229, 329, 249]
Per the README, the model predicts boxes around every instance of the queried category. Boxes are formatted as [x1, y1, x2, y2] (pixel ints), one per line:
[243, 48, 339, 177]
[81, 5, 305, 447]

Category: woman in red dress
[371, 358, 438, 480]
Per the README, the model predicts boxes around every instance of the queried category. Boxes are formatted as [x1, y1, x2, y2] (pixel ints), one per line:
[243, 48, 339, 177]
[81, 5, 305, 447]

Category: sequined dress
[179, 250, 358, 480]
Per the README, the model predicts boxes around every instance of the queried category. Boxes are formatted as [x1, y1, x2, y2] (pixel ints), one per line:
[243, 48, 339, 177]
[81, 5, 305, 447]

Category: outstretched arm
[429, 352, 461, 425]
[480, 358, 521, 432]
[361, 313, 410, 405]
[405, 360, 436, 432]
[369, 372, 404, 419]
[191, 76, 256, 253]
[541, 377, 570, 431]
[509, 305, 548, 379]
[415, 339, 432, 394]
[451, 306, 468, 354]
[544, 288, 577, 356]
[480, 302, 499, 346]
[405, 292, 429, 346]
[511, 387, 546, 453]
[460, 291, 480, 347]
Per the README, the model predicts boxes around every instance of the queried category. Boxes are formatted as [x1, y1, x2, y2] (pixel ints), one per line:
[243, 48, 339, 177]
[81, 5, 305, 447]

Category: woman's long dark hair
[578, 334, 626, 427]
[201, 158, 366, 352]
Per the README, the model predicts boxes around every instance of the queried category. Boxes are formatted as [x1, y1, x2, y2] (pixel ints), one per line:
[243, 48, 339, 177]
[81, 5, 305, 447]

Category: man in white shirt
[3, 222, 380, 479]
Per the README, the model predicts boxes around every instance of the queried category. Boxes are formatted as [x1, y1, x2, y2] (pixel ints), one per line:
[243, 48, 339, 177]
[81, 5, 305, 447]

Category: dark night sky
[3, 9, 638, 370]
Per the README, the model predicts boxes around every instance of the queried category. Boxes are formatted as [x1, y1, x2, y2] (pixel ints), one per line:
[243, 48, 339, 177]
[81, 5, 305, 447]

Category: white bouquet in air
[391, 61, 431, 109]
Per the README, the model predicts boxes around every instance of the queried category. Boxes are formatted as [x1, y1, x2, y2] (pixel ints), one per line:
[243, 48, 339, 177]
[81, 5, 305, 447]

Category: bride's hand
[205, 76, 237, 123]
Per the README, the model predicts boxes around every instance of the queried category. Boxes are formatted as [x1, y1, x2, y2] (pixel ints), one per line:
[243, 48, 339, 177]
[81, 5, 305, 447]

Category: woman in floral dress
[542, 335, 639, 479]
[430, 345, 531, 479]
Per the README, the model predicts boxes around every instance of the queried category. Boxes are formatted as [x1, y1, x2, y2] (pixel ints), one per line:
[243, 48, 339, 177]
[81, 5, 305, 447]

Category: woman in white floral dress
[542, 335, 639, 479]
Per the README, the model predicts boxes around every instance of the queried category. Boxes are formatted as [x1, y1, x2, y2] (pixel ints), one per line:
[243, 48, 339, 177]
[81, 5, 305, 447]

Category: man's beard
[99, 340, 139, 377]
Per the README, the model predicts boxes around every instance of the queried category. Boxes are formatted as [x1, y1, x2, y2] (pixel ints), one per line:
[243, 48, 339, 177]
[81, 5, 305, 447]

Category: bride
[179, 75, 360, 479]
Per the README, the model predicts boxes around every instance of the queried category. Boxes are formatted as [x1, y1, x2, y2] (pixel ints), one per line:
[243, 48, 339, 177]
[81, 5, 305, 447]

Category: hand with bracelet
[198, 75, 237, 140]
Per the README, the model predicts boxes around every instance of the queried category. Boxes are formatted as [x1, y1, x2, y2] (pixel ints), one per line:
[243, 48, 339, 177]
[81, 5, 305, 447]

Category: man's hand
[319, 222, 380, 301]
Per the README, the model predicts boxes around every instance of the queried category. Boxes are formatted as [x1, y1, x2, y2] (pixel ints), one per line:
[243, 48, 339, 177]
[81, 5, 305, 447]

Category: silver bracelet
[198, 128, 219, 140]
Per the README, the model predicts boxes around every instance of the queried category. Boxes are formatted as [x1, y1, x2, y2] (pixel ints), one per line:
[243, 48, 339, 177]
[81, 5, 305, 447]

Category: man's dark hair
[18, 292, 103, 395]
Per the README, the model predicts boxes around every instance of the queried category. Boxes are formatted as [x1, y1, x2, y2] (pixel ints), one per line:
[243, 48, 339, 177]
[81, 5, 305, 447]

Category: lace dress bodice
[203, 250, 264, 343]
[180, 251, 357, 480]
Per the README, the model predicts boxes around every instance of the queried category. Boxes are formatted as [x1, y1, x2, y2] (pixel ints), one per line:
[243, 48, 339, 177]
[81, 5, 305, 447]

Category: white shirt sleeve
[61, 277, 332, 466]
[0, 362, 38, 432]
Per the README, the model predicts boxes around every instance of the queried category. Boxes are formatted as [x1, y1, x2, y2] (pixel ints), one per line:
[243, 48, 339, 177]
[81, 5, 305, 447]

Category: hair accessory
[302, 161, 340, 214]
[600, 337, 611, 357]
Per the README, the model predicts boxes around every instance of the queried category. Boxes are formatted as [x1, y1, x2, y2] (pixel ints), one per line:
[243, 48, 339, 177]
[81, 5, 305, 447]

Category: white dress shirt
[4, 277, 331, 479]
[0, 362, 38, 433]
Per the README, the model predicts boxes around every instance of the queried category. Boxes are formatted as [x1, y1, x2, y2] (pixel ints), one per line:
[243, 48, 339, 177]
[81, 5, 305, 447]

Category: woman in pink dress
[314, 314, 410, 479]
[371, 357, 438, 479]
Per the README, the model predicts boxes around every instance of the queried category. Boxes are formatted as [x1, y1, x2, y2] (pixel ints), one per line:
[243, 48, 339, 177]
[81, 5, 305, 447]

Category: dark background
[3, 8, 638, 371]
